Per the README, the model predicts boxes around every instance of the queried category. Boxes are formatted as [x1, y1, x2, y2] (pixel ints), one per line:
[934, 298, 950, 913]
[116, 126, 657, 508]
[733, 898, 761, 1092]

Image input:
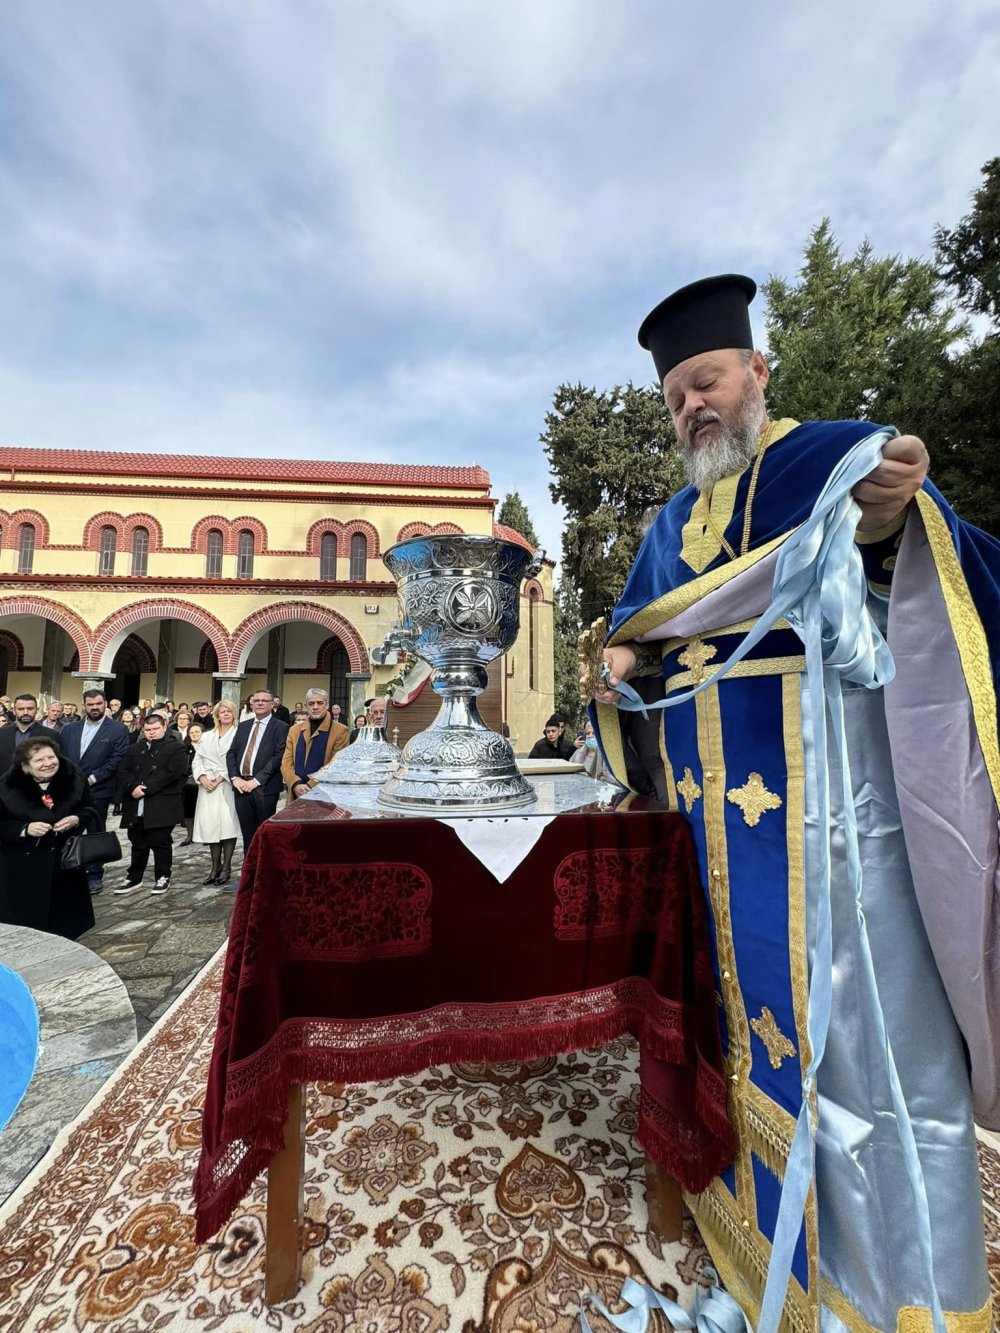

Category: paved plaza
[81, 818, 240, 1039]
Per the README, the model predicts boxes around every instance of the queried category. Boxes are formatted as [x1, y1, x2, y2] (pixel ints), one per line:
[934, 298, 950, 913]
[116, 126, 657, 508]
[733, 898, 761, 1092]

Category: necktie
[241, 720, 261, 777]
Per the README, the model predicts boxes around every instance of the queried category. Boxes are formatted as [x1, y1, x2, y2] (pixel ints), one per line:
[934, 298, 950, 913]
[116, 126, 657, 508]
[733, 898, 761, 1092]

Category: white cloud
[0, 0, 998, 572]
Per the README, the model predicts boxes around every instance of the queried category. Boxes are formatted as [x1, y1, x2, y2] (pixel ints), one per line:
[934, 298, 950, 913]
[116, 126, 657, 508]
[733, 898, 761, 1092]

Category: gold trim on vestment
[679, 419, 801, 574]
[687, 1178, 813, 1333]
[915, 491, 1000, 811]
[854, 510, 907, 545]
[743, 1082, 795, 1180]
[820, 1279, 994, 1333]
[594, 701, 630, 790]
[609, 532, 792, 648]
[657, 695, 679, 811]
[682, 473, 742, 573]
[665, 655, 805, 694]
[697, 686, 757, 1228]
[657, 616, 793, 654]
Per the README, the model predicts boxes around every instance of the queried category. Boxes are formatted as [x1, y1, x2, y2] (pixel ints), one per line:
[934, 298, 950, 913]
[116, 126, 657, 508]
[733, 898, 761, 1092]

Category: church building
[0, 448, 554, 750]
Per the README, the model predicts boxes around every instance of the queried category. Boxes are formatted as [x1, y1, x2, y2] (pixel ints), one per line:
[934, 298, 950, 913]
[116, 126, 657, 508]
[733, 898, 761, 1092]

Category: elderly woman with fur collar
[0, 736, 99, 939]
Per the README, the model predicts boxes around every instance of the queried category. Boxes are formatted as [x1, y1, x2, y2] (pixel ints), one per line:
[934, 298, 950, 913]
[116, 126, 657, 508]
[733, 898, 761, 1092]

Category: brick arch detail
[523, 578, 545, 600]
[393, 520, 464, 544]
[0, 596, 92, 664]
[0, 629, 25, 670]
[91, 600, 230, 675]
[316, 635, 352, 672]
[305, 519, 346, 557]
[229, 517, 268, 556]
[228, 602, 369, 675]
[395, 521, 431, 543]
[198, 639, 220, 673]
[111, 632, 158, 674]
[0, 509, 51, 548]
[82, 512, 127, 551]
[122, 513, 164, 552]
[343, 519, 381, 557]
[190, 516, 231, 554]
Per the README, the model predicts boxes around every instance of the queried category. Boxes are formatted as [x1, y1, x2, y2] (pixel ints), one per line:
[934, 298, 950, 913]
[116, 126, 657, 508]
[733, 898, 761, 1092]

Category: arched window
[131, 526, 149, 577]
[349, 532, 367, 581]
[17, 523, 35, 574]
[528, 586, 541, 691]
[236, 529, 255, 578]
[98, 525, 117, 575]
[320, 532, 338, 581]
[205, 528, 224, 578]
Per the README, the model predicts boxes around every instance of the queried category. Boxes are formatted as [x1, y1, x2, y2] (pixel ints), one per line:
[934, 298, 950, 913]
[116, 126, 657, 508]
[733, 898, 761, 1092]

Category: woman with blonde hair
[192, 700, 239, 886]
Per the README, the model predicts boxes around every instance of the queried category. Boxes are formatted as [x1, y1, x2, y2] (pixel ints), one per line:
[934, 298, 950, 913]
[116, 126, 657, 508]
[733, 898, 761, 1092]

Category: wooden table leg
[265, 1083, 306, 1304]
[644, 1159, 683, 1242]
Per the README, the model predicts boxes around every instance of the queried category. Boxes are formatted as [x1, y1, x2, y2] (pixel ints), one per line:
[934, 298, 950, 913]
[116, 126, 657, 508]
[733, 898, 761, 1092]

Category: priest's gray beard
[678, 380, 768, 493]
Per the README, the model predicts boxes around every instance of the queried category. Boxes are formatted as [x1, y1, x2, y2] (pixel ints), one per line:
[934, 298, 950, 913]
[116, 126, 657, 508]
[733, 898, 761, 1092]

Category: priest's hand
[853, 434, 929, 532]
[592, 646, 637, 705]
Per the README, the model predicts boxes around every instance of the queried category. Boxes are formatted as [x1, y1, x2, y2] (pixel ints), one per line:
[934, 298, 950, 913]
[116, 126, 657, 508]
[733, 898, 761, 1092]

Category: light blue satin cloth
[602, 431, 950, 1333]
[581, 1271, 750, 1333]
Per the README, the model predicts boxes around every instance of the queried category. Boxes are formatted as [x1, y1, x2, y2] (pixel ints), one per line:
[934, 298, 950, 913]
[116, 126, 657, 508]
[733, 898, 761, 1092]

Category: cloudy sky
[1, 0, 998, 562]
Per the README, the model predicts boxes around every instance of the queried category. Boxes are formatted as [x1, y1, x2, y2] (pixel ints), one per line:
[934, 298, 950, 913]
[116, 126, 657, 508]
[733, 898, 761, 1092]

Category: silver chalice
[377, 534, 542, 812]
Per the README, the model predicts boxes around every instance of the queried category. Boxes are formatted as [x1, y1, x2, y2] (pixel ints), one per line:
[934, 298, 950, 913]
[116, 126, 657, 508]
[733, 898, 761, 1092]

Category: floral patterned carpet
[0, 947, 715, 1332]
[2, 945, 999, 1333]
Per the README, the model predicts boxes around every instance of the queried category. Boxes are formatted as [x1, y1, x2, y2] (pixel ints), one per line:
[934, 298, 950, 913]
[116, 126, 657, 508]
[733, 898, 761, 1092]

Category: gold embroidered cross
[751, 1006, 797, 1069]
[677, 637, 717, 684]
[676, 766, 702, 813]
[726, 772, 783, 827]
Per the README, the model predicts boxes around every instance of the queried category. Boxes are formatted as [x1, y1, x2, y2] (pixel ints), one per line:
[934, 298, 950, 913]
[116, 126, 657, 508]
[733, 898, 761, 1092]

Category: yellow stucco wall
[0, 459, 554, 745]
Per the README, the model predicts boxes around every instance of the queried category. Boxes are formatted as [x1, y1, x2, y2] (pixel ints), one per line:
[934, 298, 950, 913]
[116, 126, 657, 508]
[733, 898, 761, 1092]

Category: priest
[586, 275, 996, 1332]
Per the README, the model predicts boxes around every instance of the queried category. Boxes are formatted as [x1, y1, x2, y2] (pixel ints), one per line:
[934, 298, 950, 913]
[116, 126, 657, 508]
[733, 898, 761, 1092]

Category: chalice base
[377, 724, 535, 813]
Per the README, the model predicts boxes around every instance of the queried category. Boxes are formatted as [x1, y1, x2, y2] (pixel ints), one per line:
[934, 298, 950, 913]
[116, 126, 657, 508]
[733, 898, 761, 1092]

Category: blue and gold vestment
[593, 420, 999, 1333]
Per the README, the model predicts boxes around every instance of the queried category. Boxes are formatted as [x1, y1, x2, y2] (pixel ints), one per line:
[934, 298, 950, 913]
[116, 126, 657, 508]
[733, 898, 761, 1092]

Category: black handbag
[60, 830, 123, 870]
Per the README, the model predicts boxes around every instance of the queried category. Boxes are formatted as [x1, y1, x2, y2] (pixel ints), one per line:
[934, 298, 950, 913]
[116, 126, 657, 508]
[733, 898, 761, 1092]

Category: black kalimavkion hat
[637, 273, 757, 382]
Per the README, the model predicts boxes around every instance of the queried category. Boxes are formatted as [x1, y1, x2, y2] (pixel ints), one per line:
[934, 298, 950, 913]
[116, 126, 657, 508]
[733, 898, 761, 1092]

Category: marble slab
[303, 771, 625, 820]
[0, 924, 137, 1201]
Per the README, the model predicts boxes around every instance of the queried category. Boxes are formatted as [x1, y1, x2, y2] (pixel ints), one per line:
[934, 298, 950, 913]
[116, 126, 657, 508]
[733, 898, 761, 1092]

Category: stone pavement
[80, 818, 240, 1040]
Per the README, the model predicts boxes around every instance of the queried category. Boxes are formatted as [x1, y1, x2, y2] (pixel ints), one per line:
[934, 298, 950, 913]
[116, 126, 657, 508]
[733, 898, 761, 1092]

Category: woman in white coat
[192, 700, 240, 886]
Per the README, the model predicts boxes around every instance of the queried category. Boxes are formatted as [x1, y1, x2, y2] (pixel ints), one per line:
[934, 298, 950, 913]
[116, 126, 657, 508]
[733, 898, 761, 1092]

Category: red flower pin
[41, 793, 54, 810]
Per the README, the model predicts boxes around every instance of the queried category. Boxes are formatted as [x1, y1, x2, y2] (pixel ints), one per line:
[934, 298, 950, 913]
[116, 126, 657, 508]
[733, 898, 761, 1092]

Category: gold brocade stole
[680, 418, 800, 573]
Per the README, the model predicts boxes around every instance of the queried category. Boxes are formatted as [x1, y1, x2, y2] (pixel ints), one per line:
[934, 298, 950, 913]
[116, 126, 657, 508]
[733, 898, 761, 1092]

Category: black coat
[0, 758, 98, 940]
[117, 735, 188, 829]
[527, 734, 576, 761]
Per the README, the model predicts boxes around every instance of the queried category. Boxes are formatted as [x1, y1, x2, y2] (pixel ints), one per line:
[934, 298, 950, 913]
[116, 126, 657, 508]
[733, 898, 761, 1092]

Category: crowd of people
[0, 686, 373, 940]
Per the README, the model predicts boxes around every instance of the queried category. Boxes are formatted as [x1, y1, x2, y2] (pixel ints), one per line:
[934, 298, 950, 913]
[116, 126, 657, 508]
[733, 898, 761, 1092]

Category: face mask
[585, 737, 598, 750]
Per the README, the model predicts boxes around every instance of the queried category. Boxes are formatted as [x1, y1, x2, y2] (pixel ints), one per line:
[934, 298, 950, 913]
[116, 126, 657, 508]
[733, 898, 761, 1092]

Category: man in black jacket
[59, 689, 129, 895]
[527, 714, 576, 762]
[227, 689, 289, 852]
[115, 714, 188, 894]
[0, 695, 59, 770]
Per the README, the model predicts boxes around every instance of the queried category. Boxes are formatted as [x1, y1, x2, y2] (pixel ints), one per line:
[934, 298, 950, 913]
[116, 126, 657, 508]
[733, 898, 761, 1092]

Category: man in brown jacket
[280, 688, 350, 797]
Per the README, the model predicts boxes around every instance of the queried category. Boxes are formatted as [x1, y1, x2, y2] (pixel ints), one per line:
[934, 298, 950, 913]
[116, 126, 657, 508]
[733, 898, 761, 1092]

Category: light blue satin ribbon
[602, 431, 946, 1333]
[581, 1270, 750, 1333]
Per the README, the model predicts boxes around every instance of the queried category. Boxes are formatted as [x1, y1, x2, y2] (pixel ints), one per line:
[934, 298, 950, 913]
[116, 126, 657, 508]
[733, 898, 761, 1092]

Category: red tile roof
[0, 447, 491, 490]
[493, 521, 536, 553]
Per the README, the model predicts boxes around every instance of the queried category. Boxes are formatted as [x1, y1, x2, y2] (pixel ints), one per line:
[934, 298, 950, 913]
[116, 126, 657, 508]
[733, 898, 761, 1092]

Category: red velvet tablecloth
[193, 803, 734, 1241]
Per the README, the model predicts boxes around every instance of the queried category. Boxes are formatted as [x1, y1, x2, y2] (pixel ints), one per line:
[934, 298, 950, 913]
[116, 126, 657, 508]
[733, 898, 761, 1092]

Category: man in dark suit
[0, 694, 60, 770]
[59, 689, 129, 894]
[271, 695, 292, 725]
[228, 688, 290, 852]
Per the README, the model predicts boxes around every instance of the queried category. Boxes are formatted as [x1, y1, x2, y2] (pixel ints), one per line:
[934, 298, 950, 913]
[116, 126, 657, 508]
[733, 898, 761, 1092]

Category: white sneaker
[151, 877, 171, 895]
[114, 879, 143, 895]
